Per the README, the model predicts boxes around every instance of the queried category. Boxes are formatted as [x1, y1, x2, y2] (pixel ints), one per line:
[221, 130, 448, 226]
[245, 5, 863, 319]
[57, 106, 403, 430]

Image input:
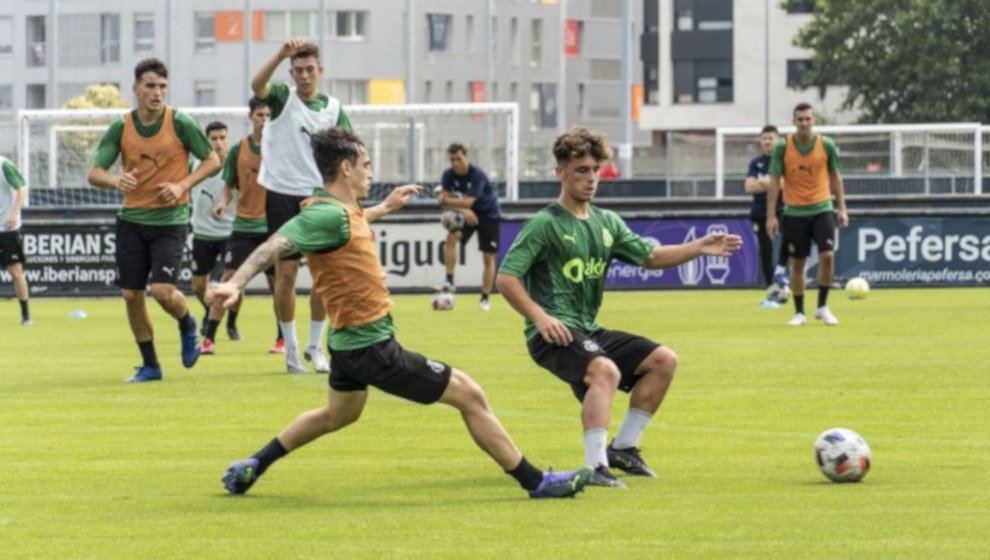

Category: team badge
[602, 228, 613, 248]
[582, 340, 601, 353]
[426, 360, 446, 373]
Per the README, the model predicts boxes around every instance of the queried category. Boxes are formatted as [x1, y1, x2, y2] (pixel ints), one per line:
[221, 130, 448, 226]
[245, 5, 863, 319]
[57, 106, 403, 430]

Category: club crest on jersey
[602, 228, 613, 248]
[582, 340, 601, 353]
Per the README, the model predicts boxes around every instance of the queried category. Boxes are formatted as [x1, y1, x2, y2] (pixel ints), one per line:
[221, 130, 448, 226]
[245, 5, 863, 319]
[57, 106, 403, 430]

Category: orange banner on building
[214, 12, 244, 41]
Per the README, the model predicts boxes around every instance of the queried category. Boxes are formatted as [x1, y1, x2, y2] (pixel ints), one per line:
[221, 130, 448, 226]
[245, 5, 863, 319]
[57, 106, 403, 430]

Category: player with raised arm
[252, 38, 353, 374]
[206, 98, 281, 355]
[0, 156, 31, 325]
[767, 103, 848, 326]
[87, 58, 220, 383]
[496, 126, 741, 487]
[189, 121, 240, 352]
[210, 127, 591, 499]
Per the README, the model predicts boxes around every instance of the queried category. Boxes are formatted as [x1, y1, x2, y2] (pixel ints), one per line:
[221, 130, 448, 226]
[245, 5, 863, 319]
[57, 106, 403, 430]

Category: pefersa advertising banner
[499, 218, 761, 288]
[837, 216, 990, 286]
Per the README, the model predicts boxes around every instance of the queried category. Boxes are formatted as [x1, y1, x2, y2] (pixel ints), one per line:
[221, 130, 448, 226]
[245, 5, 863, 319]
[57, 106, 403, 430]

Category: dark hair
[761, 125, 779, 135]
[793, 102, 813, 115]
[248, 97, 268, 114]
[553, 126, 613, 164]
[311, 127, 365, 183]
[205, 121, 227, 136]
[447, 143, 467, 156]
[291, 42, 321, 64]
[134, 58, 168, 82]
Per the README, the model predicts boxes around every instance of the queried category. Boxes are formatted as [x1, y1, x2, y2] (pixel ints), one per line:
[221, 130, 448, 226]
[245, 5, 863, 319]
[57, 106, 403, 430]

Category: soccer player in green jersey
[497, 126, 742, 487]
[209, 127, 591, 499]
[0, 156, 31, 325]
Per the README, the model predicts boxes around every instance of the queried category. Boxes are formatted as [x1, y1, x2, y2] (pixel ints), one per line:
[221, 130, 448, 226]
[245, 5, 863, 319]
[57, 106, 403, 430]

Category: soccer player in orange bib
[767, 103, 848, 326]
[209, 127, 591, 499]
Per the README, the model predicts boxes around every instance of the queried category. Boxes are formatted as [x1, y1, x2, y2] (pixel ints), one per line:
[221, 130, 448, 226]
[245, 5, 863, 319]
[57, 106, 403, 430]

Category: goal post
[716, 123, 985, 198]
[18, 101, 519, 206]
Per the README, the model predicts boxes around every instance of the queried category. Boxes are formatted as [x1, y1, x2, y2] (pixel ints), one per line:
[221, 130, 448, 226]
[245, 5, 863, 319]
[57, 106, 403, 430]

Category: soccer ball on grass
[431, 290, 455, 311]
[813, 428, 871, 483]
[766, 282, 791, 304]
[845, 277, 870, 300]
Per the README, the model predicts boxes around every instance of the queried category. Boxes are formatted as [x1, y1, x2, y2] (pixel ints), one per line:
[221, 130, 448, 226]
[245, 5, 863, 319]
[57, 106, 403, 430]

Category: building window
[491, 82, 499, 102]
[27, 16, 46, 67]
[787, 59, 812, 87]
[264, 11, 315, 42]
[423, 80, 433, 103]
[491, 17, 499, 63]
[101, 13, 120, 64]
[331, 11, 368, 40]
[0, 85, 13, 111]
[328, 79, 367, 104]
[509, 17, 519, 65]
[465, 15, 475, 54]
[787, 0, 819, 14]
[134, 13, 155, 53]
[576, 83, 585, 118]
[0, 18, 12, 57]
[510, 81, 518, 103]
[530, 19, 543, 68]
[27, 84, 46, 109]
[195, 13, 215, 51]
[445, 80, 454, 102]
[676, 10, 693, 31]
[194, 81, 215, 106]
[427, 14, 452, 52]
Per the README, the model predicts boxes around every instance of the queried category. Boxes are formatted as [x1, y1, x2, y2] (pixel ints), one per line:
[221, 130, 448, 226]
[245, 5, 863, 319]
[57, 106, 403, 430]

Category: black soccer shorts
[527, 327, 660, 402]
[115, 219, 186, 289]
[329, 337, 453, 404]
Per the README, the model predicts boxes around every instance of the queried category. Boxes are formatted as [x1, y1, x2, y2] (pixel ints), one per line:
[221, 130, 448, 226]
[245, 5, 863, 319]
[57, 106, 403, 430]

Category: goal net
[716, 123, 986, 198]
[18, 102, 519, 208]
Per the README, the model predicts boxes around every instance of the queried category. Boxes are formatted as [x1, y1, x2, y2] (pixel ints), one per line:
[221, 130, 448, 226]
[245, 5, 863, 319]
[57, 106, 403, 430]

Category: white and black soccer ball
[846, 277, 870, 300]
[766, 282, 791, 304]
[431, 290, 455, 311]
[441, 210, 465, 232]
[814, 428, 872, 483]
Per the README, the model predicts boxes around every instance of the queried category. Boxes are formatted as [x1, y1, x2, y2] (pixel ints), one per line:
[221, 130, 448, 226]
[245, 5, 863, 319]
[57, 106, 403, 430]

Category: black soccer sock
[276, 322, 284, 341]
[794, 295, 805, 315]
[138, 340, 160, 368]
[506, 456, 544, 491]
[480, 293, 489, 302]
[818, 287, 830, 308]
[227, 309, 238, 328]
[445, 273, 454, 285]
[19, 299, 29, 320]
[178, 312, 196, 334]
[252, 437, 289, 476]
[204, 319, 220, 342]
[200, 300, 210, 317]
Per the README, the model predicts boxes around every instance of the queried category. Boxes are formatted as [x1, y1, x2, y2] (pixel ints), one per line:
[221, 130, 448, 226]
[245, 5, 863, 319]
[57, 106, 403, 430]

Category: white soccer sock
[279, 320, 299, 351]
[611, 408, 654, 450]
[583, 428, 609, 469]
[308, 320, 325, 349]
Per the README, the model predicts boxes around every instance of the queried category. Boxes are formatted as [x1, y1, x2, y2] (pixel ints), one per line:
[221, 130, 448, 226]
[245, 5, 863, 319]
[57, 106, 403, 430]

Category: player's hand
[3, 212, 18, 230]
[117, 168, 138, 193]
[436, 189, 448, 205]
[382, 184, 422, 213]
[766, 215, 779, 237]
[212, 203, 227, 219]
[206, 281, 242, 309]
[279, 38, 308, 58]
[157, 182, 185, 204]
[535, 313, 573, 346]
[836, 209, 849, 228]
[699, 232, 743, 257]
[462, 209, 479, 226]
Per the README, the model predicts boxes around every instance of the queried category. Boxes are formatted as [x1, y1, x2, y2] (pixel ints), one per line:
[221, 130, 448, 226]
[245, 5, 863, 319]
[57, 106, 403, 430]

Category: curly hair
[552, 126, 613, 165]
[311, 127, 365, 183]
[134, 58, 168, 82]
[291, 42, 321, 63]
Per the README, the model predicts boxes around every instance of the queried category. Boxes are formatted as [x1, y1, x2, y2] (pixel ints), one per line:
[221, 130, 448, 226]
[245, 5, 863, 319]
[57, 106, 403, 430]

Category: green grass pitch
[1, 288, 988, 558]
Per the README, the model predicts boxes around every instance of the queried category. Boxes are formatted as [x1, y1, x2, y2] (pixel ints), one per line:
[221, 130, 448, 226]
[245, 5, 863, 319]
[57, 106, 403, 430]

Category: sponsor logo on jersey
[602, 228, 613, 248]
[562, 257, 608, 283]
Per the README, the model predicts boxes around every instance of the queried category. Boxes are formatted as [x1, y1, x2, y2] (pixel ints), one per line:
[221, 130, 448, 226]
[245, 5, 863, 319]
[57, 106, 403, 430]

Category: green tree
[56, 84, 130, 186]
[787, 0, 990, 123]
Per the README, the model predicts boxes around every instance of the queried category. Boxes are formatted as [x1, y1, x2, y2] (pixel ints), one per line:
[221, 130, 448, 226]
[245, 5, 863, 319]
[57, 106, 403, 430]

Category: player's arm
[365, 184, 422, 223]
[208, 233, 297, 308]
[213, 184, 234, 219]
[765, 140, 787, 236]
[642, 233, 742, 270]
[497, 273, 573, 346]
[825, 137, 848, 228]
[743, 160, 768, 194]
[252, 38, 306, 99]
